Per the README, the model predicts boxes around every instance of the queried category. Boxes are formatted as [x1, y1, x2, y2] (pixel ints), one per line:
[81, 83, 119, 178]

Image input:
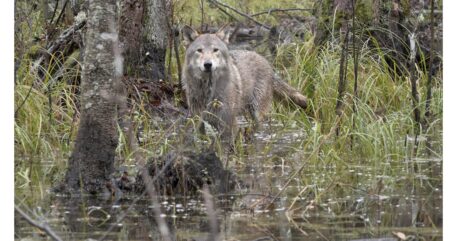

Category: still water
[15, 120, 442, 241]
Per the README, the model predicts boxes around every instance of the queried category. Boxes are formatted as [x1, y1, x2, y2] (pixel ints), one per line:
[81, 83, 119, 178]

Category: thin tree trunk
[424, 0, 436, 156]
[42, 0, 49, 24]
[64, 0, 121, 194]
[351, 0, 358, 148]
[372, 0, 381, 26]
[336, 30, 349, 137]
[424, 0, 435, 124]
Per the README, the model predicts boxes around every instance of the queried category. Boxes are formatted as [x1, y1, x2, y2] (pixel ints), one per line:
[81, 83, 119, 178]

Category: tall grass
[271, 33, 442, 170]
[15, 52, 80, 193]
[14, 1, 442, 204]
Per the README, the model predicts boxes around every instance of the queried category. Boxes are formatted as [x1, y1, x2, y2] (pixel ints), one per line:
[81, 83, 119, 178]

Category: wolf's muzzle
[203, 61, 213, 72]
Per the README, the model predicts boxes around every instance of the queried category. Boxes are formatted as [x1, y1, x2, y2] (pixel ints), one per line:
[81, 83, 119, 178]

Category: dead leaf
[392, 231, 407, 240]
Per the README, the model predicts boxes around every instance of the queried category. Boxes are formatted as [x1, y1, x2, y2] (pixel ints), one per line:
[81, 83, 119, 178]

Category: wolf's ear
[182, 25, 199, 47]
[215, 24, 231, 44]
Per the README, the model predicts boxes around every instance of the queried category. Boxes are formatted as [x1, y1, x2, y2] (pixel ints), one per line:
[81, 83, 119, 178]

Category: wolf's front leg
[205, 100, 236, 143]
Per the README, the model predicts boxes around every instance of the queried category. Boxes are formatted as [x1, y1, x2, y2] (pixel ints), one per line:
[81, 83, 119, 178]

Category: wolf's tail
[273, 74, 308, 110]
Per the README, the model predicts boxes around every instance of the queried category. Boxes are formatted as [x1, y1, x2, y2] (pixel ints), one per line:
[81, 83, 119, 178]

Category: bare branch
[15, 205, 63, 241]
[32, 18, 86, 84]
[208, 0, 270, 30]
[251, 7, 312, 17]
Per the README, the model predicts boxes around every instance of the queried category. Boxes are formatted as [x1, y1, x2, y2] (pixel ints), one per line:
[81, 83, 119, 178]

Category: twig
[48, 0, 59, 26]
[251, 8, 312, 17]
[210, 1, 239, 22]
[14, 82, 35, 118]
[15, 205, 63, 241]
[200, 0, 205, 32]
[208, 0, 270, 30]
[53, 0, 69, 27]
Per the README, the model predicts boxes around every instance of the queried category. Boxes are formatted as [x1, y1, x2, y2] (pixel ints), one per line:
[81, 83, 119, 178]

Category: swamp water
[15, 120, 442, 241]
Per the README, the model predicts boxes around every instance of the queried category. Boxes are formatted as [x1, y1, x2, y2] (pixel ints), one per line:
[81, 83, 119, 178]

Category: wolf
[181, 25, 307, 140]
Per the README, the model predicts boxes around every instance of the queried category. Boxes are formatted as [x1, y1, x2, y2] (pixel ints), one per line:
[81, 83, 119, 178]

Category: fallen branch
[251, 7, 312, 17]
[210, 1, 239, 22]
[32, 18, 86, 84]
[15, 205, 63, 241]
[208, 0, 270, 30]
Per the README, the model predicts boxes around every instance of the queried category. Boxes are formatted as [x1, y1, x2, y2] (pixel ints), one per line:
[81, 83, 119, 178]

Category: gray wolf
[181, 25, 307, 140]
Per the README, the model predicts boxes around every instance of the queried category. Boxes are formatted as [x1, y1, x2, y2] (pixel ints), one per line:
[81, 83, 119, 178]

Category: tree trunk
[117, 0, 145, 153]
[119, 0, 145, 75]
[314, 0, 352, 45]
[143, 0, 169, 81]
[64, 0, 121, 194]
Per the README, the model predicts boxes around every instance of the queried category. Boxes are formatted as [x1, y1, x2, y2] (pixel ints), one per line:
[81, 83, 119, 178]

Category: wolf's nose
[204, 61, 212, 71]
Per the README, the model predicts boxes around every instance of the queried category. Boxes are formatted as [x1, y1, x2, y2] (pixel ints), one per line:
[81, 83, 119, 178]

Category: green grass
[14, 0, 442, 208]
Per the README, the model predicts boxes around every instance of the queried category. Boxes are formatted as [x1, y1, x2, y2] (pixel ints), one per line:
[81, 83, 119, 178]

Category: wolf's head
[182, 25, 232, 74]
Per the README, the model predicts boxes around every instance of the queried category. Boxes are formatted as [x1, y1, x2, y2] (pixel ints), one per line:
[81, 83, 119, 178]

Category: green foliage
[174, 0, 312, 27]
[14, 0, 442, 208]
[272, 34, 442, 164]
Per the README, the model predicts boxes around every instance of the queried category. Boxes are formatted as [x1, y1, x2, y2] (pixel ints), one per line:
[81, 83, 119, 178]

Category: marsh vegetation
[15, 0, 442, 240]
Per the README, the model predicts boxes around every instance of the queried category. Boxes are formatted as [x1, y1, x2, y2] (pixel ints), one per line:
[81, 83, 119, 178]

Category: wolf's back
[230, 50, 307, 111]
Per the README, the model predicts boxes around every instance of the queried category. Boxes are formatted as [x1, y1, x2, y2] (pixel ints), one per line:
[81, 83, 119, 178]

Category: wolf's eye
[213, 48, 219, 52]
[197, 48, 203, 53]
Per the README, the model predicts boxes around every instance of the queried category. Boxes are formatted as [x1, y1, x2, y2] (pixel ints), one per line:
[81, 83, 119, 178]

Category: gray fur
[181, 25, 307, 140]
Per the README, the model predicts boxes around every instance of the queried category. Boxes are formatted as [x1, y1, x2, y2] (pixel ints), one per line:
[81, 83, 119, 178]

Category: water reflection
[15, 121, 442, 241]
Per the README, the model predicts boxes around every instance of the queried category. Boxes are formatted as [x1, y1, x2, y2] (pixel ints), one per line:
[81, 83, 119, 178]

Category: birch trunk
[64, 0, 122, 194]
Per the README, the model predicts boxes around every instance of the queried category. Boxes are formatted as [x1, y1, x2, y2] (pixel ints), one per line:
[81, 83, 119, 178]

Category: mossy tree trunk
[119, 0, 170, 80]
[119, 0, 145, 76]
[314, 0, 352, 45]
[142, 0, 169, 81]
[64, 0, 121, 194]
